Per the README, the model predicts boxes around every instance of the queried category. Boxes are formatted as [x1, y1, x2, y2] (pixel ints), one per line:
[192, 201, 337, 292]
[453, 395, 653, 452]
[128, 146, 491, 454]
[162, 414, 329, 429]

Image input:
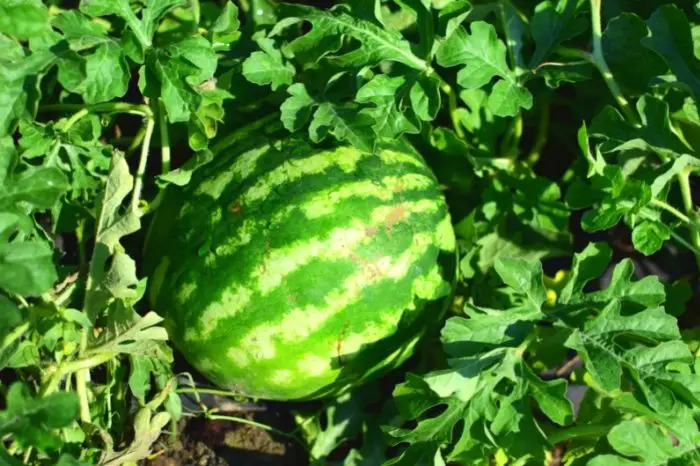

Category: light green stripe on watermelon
[240, 146, 365, 206]
[144, 134, 457, 401]
[436, 214, 456, 251]
[194, 142, 272, 199]
[193, 199, 440, 340]
[212, 172, 435, 258]
[233, 229, 436, 360]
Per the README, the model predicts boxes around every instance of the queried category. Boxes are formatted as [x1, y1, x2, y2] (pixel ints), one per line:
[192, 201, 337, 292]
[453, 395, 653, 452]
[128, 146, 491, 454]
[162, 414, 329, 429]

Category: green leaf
[436, 0, 472, 40]
[501, 2, 528, 70]
[493, 258, 547, 310]
[584, 258, 665, 309]
[5, 340, 40, 368]
[143, 36, 218, 123]
[80, 0, 184, 49]
[0, 240, 57, 297]
[0, 166, 71, 210]
[565, 300, 685, 410]
[442, 307, 542, 357]
[522, 365, 573, 426]
[0, 42, 52, 137]
[18, 120, 55, 159]
[559, 242, 612, 304]
[343, 423, 386, 466]
[0, 136, 70, 213]
[589, 96, 690, 158]
[84, 152, 140, 321]
[157, 149, 213, 187]
[210, 1, 241, 45]
[129, 357, 155, 399]
[88, 311, 168, 355]
[395, 0, 434, 59]
[436, 21, 532, 116]
[603, 13, 667, 95]
[383, 442, 443, 466]
[528, 0, 587, 68]
[356, 74, 421, 138]
[409, 74, 441, 121]
[73, 42, 130, 104]
[650, 154, 700, 197]
[642, 4, 700, 101]
[0, 382, 78, 452]
[52, 10, 110, 51]
[242, 38, 295, 91]
[0, 0, 49, 40]
[140, 0, 187, 40]
[277, 3, 426, 70]
[538, 61, 593, 88]
[303, 390, 375, 460]
[589, 420, 698, 465]
[437, 22, 508, 89]
[187, 88, 233, 150]
[309, 102, 375, 152]
[0, 296, 21, 341]
[80, 0, 150, 47]
[280, 83, 315, 132]
[578, 122, 606, 178]
[631, 221, 671, 255]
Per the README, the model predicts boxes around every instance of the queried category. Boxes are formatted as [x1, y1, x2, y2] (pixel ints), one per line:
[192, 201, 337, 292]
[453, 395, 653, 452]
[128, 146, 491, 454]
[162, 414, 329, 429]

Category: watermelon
[144, 134, 457, 401]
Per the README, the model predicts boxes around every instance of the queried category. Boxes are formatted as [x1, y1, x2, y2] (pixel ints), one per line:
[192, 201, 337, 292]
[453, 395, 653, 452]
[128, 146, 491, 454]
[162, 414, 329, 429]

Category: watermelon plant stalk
[527, 103, 550, 166]
[41, 102, 152, 117]
[131, 113, 155, 213]
[677, 168, 700, 269]
[158, 99, 171, 174]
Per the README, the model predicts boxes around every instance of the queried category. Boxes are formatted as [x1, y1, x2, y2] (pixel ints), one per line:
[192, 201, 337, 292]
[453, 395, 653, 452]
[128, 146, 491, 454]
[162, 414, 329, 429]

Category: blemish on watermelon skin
[384, 203, 407, 234]
[228, 201, 243, 216]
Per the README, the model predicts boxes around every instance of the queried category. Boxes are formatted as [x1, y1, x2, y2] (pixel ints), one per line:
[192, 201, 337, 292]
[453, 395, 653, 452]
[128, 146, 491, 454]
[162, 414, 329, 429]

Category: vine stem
[41, 102, 152, 118]
[62, 108, 89, 133]
[527, 103, 550, 165]
[589, 0, 640, 126]
[131, 114, 156, 213]
[177, 387, 244, 398]
[651, 199, 694, 226]
[441, 79, 464, 139]
[41, 352, 113, 396]
[677, 169, 700, 269]
[158, 99, 171, 174]
[75, 369, 91, 422]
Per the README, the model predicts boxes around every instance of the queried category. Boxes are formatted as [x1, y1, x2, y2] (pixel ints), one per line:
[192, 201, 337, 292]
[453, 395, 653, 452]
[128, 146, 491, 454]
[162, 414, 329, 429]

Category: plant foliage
[2, 0, 700, 464]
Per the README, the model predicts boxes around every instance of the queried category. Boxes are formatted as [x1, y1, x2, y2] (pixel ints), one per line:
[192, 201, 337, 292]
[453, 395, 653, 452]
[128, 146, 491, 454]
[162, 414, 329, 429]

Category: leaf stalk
[677, 169, 700, 269]
[131, 114, 156, 213]
[157, 99, 171, 174]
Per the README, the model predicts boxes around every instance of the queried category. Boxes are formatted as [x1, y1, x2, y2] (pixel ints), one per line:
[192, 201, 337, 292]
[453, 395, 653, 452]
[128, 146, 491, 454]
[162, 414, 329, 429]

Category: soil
[145, 410, 308, 466]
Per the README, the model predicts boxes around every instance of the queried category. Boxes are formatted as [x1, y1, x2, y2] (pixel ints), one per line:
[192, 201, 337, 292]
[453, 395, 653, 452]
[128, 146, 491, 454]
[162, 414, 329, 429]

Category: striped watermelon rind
[144, 134, 457, 400]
